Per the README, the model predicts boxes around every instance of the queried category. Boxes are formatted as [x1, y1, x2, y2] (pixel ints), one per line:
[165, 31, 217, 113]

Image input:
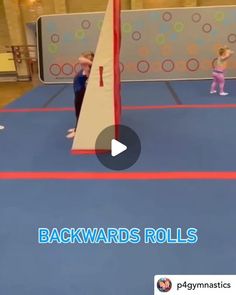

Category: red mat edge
[1, 171, 236, 180]
[1, 104, 236, 113]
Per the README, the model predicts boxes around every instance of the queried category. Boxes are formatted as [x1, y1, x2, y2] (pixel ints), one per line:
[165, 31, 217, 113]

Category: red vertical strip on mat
[113, 0, 121, 139]
[99, 66, 104, 87]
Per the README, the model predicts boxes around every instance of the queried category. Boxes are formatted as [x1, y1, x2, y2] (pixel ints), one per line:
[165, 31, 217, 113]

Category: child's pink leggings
[210, 71, 225, 93]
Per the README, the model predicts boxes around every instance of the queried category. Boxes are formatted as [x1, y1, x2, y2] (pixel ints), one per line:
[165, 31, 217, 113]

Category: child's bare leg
[66, 130, 75, 138]
[219, 74, 228, 95]
[67, 128, 75, 133]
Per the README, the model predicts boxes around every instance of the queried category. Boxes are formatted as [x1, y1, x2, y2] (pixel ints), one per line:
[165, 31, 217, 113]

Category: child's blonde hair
[218, 47, 226, 56]
[219, 47, 227, 56]
[82, 51, 94, 61]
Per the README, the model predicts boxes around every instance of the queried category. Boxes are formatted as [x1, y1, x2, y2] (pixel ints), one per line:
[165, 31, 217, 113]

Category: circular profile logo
[157, 278, 172, 292]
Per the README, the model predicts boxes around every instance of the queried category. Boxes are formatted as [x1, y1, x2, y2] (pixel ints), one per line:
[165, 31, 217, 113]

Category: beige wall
[143, 0, 236, 8]
[53, 0, 67, 14]
[131, 0, 143, 9]
[143, 0, 197, 8]
[198, 0, 236, 5]
[3, 0, 29, 78]
[0, 0, 10, 52]
[19, 0, 55, 24]
[66, 0, 130, 12]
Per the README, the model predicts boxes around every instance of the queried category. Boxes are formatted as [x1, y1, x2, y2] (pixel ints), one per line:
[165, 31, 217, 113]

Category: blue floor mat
[5, 84, 67, 109]
[170, 79, 236, 104]
[44, 85, 74, 108]
[3, 82, 176, 110]
[46, 81, 176, 108]
[1, 79, 236, 295]
[1, 108, 236, 171]
[4, 80, 236, 111]
[121, 81, 176, 106]
[0, 180, 235, 295]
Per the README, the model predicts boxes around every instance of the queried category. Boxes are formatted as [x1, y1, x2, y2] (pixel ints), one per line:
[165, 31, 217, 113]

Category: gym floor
[0, 80, 236, 294]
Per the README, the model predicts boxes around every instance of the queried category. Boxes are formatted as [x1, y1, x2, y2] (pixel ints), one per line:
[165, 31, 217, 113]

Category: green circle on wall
[215, 11, 225, 22]
[48, 43, 58, 54]
[75, 29, 85, 40]
[122, 23, 132, 33]
[155, 34, 166, 45]
[174, 21, 184, 33]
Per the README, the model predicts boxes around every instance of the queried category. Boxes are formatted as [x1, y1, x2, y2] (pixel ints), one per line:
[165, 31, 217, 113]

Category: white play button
[111, 139, 127, 157]
[96, 125, 141, 170]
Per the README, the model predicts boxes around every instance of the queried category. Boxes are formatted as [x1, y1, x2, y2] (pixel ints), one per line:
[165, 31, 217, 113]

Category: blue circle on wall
[149, 11, 160, 21]
[63, 32, 74, 43]
[169, 33, 177, 41]
[47, 22, 57, 32]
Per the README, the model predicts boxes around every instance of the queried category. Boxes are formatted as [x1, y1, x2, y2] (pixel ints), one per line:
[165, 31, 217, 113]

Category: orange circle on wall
[160, 44, 172, 57]
[187, 44, 199, 56]
[126, 62, 136, 73]
[227, 60, 236, 70]
[233, 60, 236, 69]
[151, 61, 161, 72]
[200, 59, 212, 71]
[175, 60, 186, 72]
[138, 47, 150, 57]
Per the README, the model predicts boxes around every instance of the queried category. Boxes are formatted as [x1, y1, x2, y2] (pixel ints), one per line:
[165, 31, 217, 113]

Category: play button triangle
[111, 139, 127, 157]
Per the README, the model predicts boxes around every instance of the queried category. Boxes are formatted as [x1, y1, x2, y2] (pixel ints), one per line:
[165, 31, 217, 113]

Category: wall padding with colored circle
[37, 6, 236, 82]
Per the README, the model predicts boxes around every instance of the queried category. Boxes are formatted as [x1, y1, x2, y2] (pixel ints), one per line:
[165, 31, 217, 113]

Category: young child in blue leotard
[67, 51, 94, 139]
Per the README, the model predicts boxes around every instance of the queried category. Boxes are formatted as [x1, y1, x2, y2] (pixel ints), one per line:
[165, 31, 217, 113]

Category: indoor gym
[0, 1, 236, 294]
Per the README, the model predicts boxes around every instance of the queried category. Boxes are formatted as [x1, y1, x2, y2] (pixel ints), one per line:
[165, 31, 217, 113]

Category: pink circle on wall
[161, 59, 175, 72]
[120, 62, 124, 73]
[74, 63, 81, 74]
[132, 31, 141, 41]
[81, 20, 91, 30]
[211, 57, 217, 69]
[202, 23, 212, 33]
[162, 12, 172, 22]
[186, 58, 200, 71]
[62, 63, 73, 75]
[51, 34, 60, 43]
[228, 33, 236, 43]
[137, 60, 150, 73]
[49, 64, 61, 76]
[192, 13, 201, 23]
